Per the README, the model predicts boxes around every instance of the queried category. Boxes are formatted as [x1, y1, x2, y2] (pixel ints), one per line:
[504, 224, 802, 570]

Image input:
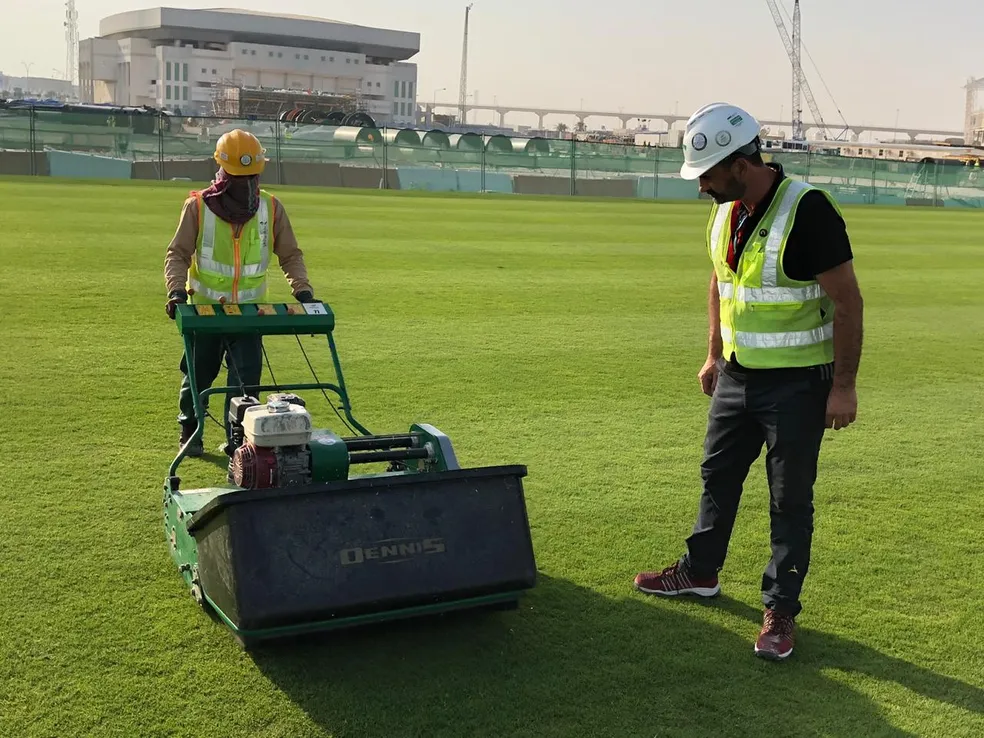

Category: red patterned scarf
[200, 168, 261, 225]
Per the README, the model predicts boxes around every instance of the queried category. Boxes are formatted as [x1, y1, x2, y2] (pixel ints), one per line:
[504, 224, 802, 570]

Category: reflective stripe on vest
[760, 179, 808, 288]
[187, 278, 267, 303]
[721, 322, 833, 350]
[198, 198, 271, 278]
[709, 205, 730, 265]
[718, 282, 825, 303]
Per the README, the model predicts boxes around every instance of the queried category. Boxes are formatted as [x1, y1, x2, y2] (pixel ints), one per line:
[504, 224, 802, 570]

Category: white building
[78, 7, 420, 125]
[634, 130, 683, 148]
[0, 74, 77, 99]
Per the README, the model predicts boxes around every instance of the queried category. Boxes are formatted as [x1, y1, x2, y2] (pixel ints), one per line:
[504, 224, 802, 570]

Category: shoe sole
[754, 645, 793, 661]
[633, 583, 721, 598]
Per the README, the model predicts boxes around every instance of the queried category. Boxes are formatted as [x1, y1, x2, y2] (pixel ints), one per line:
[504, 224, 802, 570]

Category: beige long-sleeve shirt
[164, 193, 313, 297]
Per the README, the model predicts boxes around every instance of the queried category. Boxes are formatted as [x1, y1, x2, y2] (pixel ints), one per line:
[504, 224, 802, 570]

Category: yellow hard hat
[214, 129, 266, 176]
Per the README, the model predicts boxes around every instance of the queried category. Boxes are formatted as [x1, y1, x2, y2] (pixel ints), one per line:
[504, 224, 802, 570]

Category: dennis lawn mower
[163, 300, 537, 645]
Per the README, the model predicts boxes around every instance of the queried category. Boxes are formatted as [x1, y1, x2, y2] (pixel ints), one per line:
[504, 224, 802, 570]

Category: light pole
[21, 62, 33, 95]
[430, 87, 446, 126]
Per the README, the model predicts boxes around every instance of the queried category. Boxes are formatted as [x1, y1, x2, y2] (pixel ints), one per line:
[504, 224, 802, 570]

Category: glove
[295, 290, 316, 303]
[165, 289, 188, 319]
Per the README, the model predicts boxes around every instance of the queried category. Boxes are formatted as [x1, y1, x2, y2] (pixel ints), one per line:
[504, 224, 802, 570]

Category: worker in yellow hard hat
[163, 128, 317, 456]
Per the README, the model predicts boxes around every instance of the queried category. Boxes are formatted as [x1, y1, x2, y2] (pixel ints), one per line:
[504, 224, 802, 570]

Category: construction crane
[458, 3, 474, 126]
[765, 0, 829, 141]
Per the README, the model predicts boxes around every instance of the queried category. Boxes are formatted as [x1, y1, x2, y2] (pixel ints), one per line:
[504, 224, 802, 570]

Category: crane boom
[791, 0, 803, 139]
[65, 0, 78, 87]
[765, 0, 829, 140]
[458, 3, 473, 126]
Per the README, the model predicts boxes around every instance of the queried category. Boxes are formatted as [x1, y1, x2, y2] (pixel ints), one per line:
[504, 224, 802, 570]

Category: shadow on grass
[245, 575, 984, 738]
[200, 451, 229, 470]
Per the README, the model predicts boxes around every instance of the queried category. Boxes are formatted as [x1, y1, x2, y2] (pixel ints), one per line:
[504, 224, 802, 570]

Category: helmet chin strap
[737, 137, 762, 156]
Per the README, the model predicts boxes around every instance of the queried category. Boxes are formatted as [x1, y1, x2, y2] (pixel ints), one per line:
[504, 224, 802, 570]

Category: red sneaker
[633, 562, 720, 598]
[755, 609, 795, 661]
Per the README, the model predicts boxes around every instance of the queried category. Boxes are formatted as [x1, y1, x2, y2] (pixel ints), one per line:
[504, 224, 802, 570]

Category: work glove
[165, 289, 188, 319]
[294, 290, 317, 303]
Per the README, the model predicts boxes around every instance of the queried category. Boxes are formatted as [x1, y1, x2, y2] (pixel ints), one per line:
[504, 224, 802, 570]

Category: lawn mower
[163, 300, 537, 646]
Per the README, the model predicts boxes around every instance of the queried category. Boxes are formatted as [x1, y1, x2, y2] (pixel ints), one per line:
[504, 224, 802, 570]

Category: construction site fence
[1, 109, 983, 208]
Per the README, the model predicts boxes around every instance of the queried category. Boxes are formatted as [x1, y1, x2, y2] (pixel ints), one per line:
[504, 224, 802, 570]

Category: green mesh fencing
[3, 107, 984, 206]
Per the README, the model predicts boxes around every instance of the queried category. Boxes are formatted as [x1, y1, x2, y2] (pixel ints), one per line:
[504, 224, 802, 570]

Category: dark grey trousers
[681, 359, 833, 618]
[177, 334, 264, 445]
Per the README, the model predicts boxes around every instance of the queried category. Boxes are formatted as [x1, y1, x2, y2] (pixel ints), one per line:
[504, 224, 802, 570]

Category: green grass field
[1, 178, 983, 738]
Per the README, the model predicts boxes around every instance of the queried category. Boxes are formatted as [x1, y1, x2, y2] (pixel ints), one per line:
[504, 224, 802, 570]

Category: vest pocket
[242, 231, 262, 264]
[746, 301, 802, 312]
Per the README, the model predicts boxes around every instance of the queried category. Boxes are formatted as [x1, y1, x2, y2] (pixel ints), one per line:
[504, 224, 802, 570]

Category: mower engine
[228, 394, 316, 489]
[226, 392, 444, 490]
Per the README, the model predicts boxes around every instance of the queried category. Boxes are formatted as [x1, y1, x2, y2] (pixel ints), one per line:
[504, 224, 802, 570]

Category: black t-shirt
[730, 165, 854, 281]
[724, 165, 853, 373]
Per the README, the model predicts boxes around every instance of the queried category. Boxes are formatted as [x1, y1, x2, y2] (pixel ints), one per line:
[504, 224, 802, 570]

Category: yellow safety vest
[187, 190, 274, 304]
[707, 178, 837, 369]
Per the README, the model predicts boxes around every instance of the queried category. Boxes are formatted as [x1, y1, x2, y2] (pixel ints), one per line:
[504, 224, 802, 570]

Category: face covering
[200, 168, 260, 225]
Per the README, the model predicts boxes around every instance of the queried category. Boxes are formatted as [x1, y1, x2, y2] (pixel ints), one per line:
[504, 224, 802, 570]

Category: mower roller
[163, 301, 537, 645]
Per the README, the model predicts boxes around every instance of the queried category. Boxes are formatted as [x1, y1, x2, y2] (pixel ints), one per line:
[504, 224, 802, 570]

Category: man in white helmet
[634, 103, 864, 661]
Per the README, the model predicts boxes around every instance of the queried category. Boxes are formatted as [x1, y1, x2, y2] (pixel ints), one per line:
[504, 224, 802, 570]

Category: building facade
[0, 74, 76, 99]
[965, 77, 984, 147]
[78, 7, 419, 125]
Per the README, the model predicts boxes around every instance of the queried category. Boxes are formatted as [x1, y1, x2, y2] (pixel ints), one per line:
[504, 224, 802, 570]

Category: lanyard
[728, 205, 751, 270]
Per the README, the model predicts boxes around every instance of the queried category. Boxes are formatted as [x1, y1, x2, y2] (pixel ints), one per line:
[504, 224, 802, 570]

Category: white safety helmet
[680, 102, 763, 180]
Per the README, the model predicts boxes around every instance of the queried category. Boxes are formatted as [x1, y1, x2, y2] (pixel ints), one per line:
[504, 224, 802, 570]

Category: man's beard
[706, 178, 746, 204]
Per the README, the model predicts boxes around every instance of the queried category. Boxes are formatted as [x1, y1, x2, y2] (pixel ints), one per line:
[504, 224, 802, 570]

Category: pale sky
[2, 0, 981, 133]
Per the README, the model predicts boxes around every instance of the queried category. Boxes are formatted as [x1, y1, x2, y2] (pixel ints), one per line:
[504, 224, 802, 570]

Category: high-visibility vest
[187, 190, 274, 304]
[707, 178, 837, 369]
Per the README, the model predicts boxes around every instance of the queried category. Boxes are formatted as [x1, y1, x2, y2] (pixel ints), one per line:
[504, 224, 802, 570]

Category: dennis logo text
[339, 538, 446, 566]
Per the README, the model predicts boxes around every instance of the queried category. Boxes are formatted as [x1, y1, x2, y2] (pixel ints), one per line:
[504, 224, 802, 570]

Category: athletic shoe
[754, 609, 795, 661]
[633, 562, 721, 597]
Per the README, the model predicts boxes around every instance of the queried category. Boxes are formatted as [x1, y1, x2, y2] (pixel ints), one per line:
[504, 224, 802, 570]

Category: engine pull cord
[218, 334, 357, 437]
[222, 336, 250, 398]
[294, 334, 359, 436]
[260, 340, 280, 392]
[220, 337, 280, 403]
[194, 340, 278, 432]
